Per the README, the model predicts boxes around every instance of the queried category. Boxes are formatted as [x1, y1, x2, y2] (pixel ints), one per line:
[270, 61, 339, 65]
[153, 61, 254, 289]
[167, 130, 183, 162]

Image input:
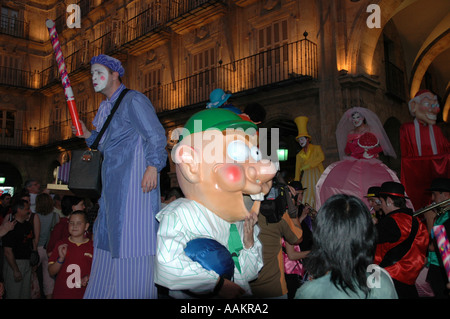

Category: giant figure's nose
[243, 159, 277, 194]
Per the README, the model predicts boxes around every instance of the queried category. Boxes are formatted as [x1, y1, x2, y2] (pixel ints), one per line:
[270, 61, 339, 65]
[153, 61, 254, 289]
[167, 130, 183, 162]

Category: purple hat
[90, 54, 125, 77]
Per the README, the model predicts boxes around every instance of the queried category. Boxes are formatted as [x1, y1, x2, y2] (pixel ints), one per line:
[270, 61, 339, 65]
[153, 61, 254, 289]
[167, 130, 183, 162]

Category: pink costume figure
[400, 90, 450, 210]
[315, 107, 402, 210]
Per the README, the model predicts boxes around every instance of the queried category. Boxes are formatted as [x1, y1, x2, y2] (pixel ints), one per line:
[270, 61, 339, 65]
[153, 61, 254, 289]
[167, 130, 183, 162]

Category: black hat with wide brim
[379, 181, 409, 199]
[365, 186, 381, 198]
[426, 178, 450, 192]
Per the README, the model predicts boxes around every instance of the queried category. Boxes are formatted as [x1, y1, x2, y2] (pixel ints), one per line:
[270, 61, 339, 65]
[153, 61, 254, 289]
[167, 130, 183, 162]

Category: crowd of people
[245, 175, 449, 299]
[0, 181, 96, 299]
[2, 177, 447, 300]
[0, 53, 448, 300]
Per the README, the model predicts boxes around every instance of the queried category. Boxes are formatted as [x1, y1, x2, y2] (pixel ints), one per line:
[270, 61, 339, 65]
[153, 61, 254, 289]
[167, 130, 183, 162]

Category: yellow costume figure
[294, 116, 325, 209]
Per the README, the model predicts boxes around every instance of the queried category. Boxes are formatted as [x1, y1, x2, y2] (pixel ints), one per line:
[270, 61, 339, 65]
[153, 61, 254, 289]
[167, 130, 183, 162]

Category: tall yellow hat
[294, 116, 311, 140]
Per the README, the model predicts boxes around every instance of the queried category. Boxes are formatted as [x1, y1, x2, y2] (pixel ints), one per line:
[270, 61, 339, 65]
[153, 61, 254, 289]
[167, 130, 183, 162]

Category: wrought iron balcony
[0, 66, 36, 89]
[0, 37, 317, 148]
[0, 0, 319, 148]
[0, 112, 97, 149]
[144, 38, 318, 113]
[39, 0, 225, 88]
[0, 14, 28, 39]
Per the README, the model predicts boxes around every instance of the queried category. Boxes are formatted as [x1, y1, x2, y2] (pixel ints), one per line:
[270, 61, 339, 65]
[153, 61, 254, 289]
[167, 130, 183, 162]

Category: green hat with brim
[179, 108, 258, 142]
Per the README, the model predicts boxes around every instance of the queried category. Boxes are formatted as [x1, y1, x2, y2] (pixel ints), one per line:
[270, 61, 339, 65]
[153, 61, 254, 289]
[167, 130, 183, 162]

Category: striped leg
[84, 247, 157, 299]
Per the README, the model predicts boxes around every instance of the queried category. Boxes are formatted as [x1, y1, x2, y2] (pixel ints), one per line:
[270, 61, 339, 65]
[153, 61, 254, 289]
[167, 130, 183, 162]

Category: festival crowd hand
[218, 278, 246, 299]
[141, 166, 157, 193]
[2, 219, 16, 233]
[243, 210, 258, 249]
[71, 120, 91, 139]
[81, 275, 89, 287]
[58, 243, 68, 260]
[13, 269, 23, 282]
[287, 185, 296, 198]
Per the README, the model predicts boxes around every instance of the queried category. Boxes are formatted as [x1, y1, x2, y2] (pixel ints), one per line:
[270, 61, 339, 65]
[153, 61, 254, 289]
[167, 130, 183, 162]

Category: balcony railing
[0, 110, 98, 149]
[125, 1, 167, 45]
[0, 37, 317, 148]
[38, 0, 223, 88]
[144, 38, 318, 113]
[0, 14, 28, 39]
[0, 0, 320, 148]
[0, 66, 36, 89]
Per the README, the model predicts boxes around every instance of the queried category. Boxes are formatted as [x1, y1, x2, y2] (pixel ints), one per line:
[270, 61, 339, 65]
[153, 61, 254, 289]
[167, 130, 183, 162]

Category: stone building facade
[0, 0, 448, 194]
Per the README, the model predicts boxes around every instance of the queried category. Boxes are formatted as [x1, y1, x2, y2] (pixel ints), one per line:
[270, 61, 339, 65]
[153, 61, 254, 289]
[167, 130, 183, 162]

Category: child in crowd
[48, 210, 93, 299]
[46, 196, 85, 257]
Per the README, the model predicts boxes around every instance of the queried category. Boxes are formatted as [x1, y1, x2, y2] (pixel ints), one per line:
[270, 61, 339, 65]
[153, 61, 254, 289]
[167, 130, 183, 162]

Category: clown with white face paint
[72, 54, 167, 299]
[91, 64, 111, 93]
[298, 136, 308, 148]
[294, 116, 324, 209]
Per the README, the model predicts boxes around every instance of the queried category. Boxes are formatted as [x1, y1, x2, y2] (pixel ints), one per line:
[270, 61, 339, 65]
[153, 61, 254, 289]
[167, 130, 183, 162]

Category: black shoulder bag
[68, 89, 129, 198]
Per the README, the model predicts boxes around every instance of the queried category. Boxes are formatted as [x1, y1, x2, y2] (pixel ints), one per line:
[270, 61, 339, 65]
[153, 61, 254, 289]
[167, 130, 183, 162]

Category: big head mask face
[351, 112, 364, 128]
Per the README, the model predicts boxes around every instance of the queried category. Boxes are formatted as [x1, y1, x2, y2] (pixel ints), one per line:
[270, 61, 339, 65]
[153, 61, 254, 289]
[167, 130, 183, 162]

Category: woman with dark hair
[295, 194, 398, 299]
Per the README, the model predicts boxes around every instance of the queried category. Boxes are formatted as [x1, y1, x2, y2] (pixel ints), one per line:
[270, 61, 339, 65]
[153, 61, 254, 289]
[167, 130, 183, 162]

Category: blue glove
[184, 238, 234, 280]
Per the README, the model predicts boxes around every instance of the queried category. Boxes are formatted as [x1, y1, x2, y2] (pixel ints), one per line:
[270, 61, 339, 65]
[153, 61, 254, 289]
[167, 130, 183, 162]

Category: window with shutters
[257, 19, 288, 69]
[0, 55, 19, 69]
[143, 68, 162, 108]
[92, 23, 107, 56]
[0, 54, 20, 86]
[191, 47, 216, 99]
[0, 110, 15, 138]
[0, 7, 18, 35]
[51, 105, 62, 139]
[384, 35, 406, 100]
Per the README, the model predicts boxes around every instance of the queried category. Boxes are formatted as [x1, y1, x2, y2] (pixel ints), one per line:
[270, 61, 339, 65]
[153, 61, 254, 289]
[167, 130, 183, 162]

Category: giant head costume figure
[173, 108, 276, 222]
[154, 108, 277, 298]
[400, 90, 450, 210]
[408, 89, 440, 126]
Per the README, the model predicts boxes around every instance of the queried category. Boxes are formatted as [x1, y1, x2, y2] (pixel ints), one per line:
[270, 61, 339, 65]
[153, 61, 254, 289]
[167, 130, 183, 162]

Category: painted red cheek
[100, 76, 105, 81]
[224, 165, 242, 183]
